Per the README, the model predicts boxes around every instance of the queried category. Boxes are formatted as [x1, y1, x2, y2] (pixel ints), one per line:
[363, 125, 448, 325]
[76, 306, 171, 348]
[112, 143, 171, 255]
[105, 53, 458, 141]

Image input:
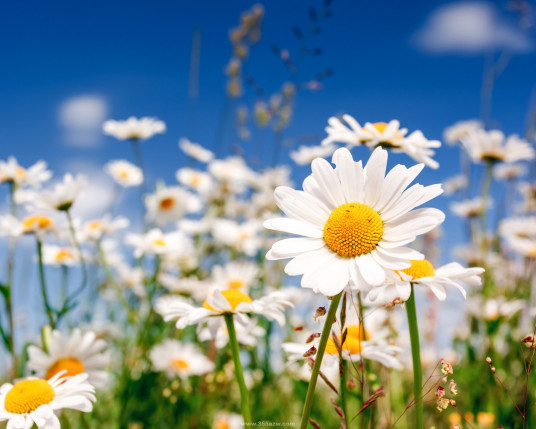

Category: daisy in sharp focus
[264, 147, 445, 296]
[27, 329, 110, 389]
[0, 372, 95, 429]
[103, 116, 166, 141]
[104, 160, 143, 187]
[150, 340, 214, 378]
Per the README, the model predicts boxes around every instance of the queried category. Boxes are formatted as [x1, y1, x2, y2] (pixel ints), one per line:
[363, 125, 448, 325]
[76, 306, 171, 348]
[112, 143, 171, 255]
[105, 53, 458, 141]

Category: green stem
[5, 181, 17, 374]
[131, 138, 148, 232]
[339, 359, 348, 424]
[480, 161, 493, 252]
[224, 313, 252, 424]
[405, 285, 423, 429]
[37, 240, 55, 328]
[300, 291, 343, 429]
[357, 292, 370, 428]
[65, 210, 88, 303]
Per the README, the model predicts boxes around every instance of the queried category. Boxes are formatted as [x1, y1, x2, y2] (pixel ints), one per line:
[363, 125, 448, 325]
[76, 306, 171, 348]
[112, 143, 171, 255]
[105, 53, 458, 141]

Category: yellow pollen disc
[528, 247, 536, 259]
[190, 175, 200, 186]
[159, 197, 175, 210]
[401, 259, 435, 280]
[88, 220, 102, 230]
[170, 359, 189, 370]
[323, 203, 383, 258]
[45, 357, 85, 379]
[227, 279, 244, 290]
[215, 420, 230, 429]
[326, 326, 369, 355]
[4, 379, 55, 414]
[15, 167, 26, 179]
[371, 122, 388, 133]
[21, 215, 54, 232]
[118, 170, 130, 179]
[152, 238, 166, 246]
[202, 289, 253, 312]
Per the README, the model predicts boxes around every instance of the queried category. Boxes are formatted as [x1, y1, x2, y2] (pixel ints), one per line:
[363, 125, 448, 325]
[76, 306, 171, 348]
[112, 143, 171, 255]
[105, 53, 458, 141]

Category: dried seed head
[522, 336, 536, 348]
[491, 366, 496, 374]
[440, 358, 454, 376]
[449, 399, 456, 406]
[442, 376, 448, 384]
[449, 379, 458, 396]
[436, 397, 450, 412]
[435, 386, 446, 399]
[303, 346, 317, 357]
[346, 379, 356, 390]
[314, 307, 326, 320]
[305, 333, 321, 343]
[486, 356, 492, 364]
[293, 326, 304, 332]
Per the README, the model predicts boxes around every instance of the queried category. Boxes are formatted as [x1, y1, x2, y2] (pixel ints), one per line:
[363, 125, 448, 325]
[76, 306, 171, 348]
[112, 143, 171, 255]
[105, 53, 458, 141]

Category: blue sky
[0, 0, 535, 253]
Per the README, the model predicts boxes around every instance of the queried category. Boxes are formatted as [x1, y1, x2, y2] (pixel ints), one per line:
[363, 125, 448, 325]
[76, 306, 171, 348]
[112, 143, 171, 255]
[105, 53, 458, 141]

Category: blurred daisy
[443, 120, 482, 146]
[199, 318, 265, 348]
[211, 260, 259, 292]
[145, 186, 201, 225]
[156, 289, 292, 333]
[0, 214, 55, 240]
[462, 129, 535, 164]
[150, 340, 214, 378]
[0, 157, 51, 188]
[176, 167, 213, 194]
[500, 217, 536, 258]
[451, 197, 490, 218]
[27, 329, 110, 389]
[519, 182, 536, 213]
[103, 116, 166, 141]
[158, 274, 208, 299]
[264, 147, 444, 296]
[290, 144, 336, 166]
[116, 264, 146, 297]
[179, 138, 214, 163]
[208, 156, 253, 194]
[105, 160, 143, 187]
[493, 163, 527, 181]
[442, 175, 468, 196]
[38, 174, 87, 212]
[212, 219, 263, 256]
[42, 245, 79, 267]
[80, 215, 129, 242]
[126, 228, 192, 258]
[0, 373, 95, 429]
[213, 412, 244, 429]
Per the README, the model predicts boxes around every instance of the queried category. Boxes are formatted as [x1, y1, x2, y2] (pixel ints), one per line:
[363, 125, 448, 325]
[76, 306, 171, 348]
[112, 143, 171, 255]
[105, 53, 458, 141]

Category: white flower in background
[156, 289, 293, 334]
[199, 318, 265, 348]
[177, 218, 212, 235]
[500, 216, 536, 258]
[493, 163, 527, 181]
[0, 373, 95, 429]
[451, 197, 490, 218]
[158, 274, 209, 299]
[27, 329, 110, 389]
[519, 182, 536, 213]
[400, 130, 441, 169]
[443, 120, 482, 146]
[322, 114, 369, 146]
[38, 174, 87, 212]
[253, 166, 293, 191]
[42, 245, 79, 267]
[212, 219, 263, 256]
[461, 129, 535, 164]
[212, 412, 244, 429]
[442, 174, 468, 196]
[290, 144, 336, 166]
[176, 167, 213, 194]
[116, 264, 146, 297]
[179, 138, 214, 163]
[395, 259, 485, 300]
[467, 296, 525, 321]
[208, 156, 254, 194]
[264, 147, 444, 296]
[0, 214, 56, 240]
[150, 340, 214, 378]
[364, 270, 413, 307]
[0, 157, 51, 188]
[80, 215, 129, 242]
[104, 160, 143, 187]
[145, 186, 202, 225]
[126, 228, 191, 258]
[103, 116, 166, 141]
[211, 261, 259, 293]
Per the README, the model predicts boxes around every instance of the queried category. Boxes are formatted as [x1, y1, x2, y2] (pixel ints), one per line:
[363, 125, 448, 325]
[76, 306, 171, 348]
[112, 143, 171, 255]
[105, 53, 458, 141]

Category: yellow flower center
[21, 215, 54, 232]
[371, 122, 388, 133]
[88, 220, 102, 230]
[528, 247, 536, 259]
[55, 249, 73, 263]
[401, 259, 435, 280]
[190, 175, 200, 187]
[15, 167, 26, 179]
[159, 197, 175, 211]
[227, 279, 244, 290]
[326, 325, 369, 355]
[118, 169, 130, 179]
[323, 203, 383, 258]
[170, 359, 189, 371]
[202, 289, 253, 312]
[4, 379, 55, 414]
[45, 357, 85, 379]
[152, 238, 166, 247]
[215, 419, 230, 429]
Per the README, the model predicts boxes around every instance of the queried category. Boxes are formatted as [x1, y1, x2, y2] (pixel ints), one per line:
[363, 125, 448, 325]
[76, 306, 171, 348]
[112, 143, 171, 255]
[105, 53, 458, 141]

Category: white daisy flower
[212, 219, 263, 256]
[451, 197, 490, 218]
[179, 138, 214, 163]
[41, 245, 79, 267]
[0, 157, 52, 188]
[198, 318, 265, 348]
[156, 289, 293, 332]
[0, 373, 95, 429]
[103, 116, 166, 141]
[27, 329, 110, 389]
[116, 264, 146, 297]
[80, 215, 129, 242]
[150, 340, 214, 378]
[289, 144, 336, 166]
[37, 174, 87, 212]
[493, 163, 527, 181]
[442, 175, 468, 196]
[158, 274, 209, 299]
[208, 156, 254, 194]
[467, 296, 525, 321]
[321, 114, 369, 146]
[177, 218, 212, 235]
[264, 147, 444, 296]
[104, 160, 143, 187]
[443, 120, 482, 146]
[176, 167, 213, 194]
[213, 412, 244, 429]
[462, 129, 535, 164]
[211, 261, 259, 292]
[145, 186, 202, 226]
[518, 182, 536, 213]
[500, 216, 536, 258]
[0, 214, 56, 240]
[126, 228, 191, 258]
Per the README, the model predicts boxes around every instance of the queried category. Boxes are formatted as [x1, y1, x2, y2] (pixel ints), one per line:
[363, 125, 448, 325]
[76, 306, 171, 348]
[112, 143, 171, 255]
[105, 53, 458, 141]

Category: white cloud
[413, 2, 532, 54]
[59, 95, 108, 147]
